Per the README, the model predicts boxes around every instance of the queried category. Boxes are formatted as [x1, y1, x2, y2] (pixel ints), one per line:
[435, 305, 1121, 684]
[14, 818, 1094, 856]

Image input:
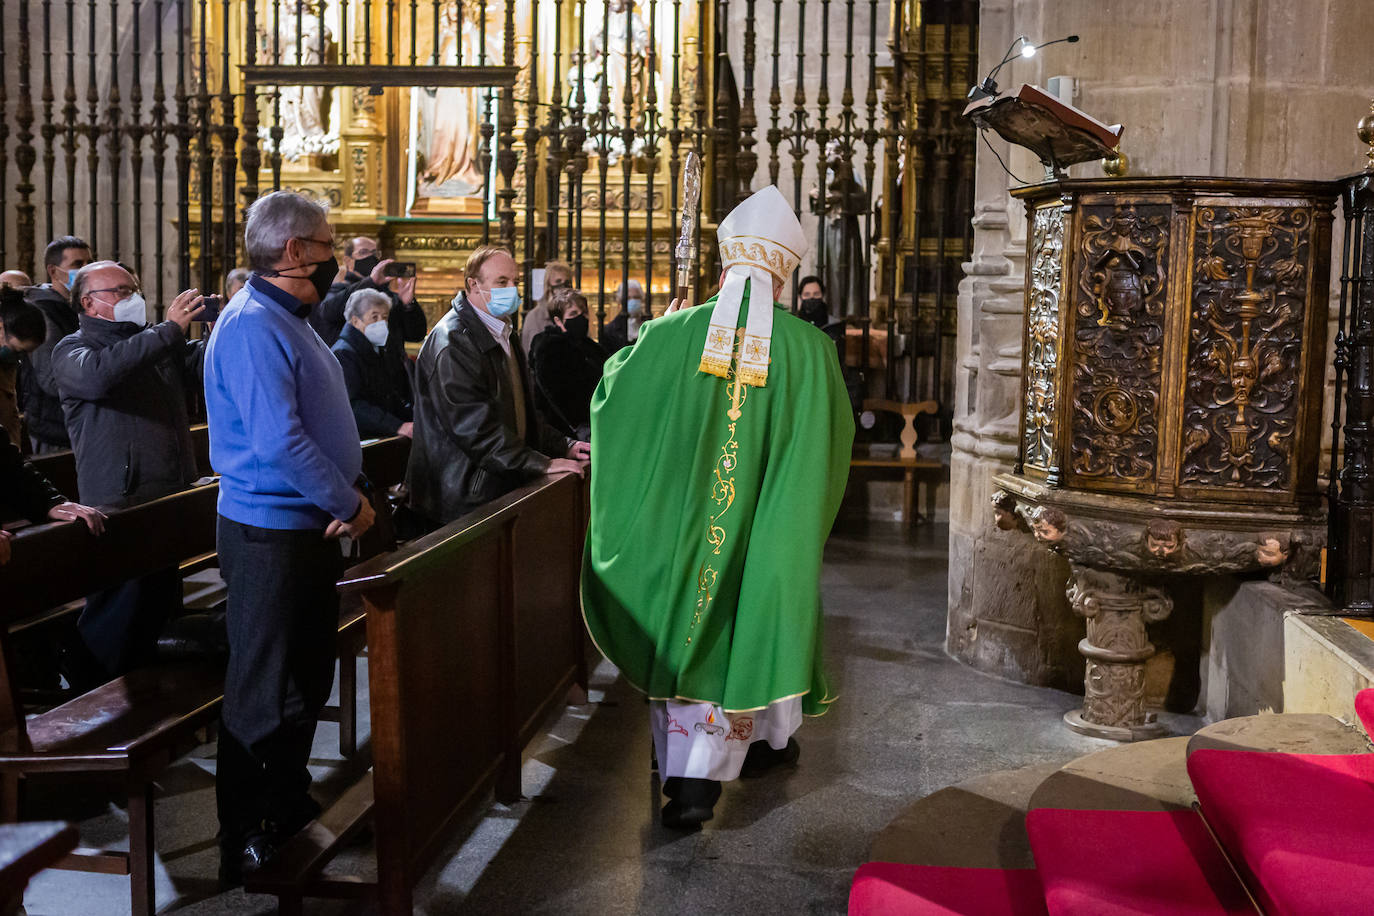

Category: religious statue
[268, 2, 339, 162]
[575, 0, 653, 163]
[418, 4, 486, 196]
[812, 139, 870, 317]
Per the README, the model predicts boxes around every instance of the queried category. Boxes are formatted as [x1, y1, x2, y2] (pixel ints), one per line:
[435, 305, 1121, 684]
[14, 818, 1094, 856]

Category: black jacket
[0, 426, 65, 523]
[407, 297, 572, 526]
[600, 309, 643, 356]
[311, 272, 427, 348]
[529, 327, 607, 440]
[331, 322, 414, 439]
[20, 285, 81, 447]
[51, 314, 200, 508]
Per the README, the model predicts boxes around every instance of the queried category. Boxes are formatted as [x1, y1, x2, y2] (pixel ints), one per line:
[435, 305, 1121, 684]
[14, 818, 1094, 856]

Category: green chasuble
[581, 288, 854, 716]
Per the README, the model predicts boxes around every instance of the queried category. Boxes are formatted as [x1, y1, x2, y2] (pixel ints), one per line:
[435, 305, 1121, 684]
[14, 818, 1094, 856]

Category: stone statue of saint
[420, 5, 485, 194]
[270, 2, 339, 162]
[576, 0, 653, 162]
[813, 140, 870, 317]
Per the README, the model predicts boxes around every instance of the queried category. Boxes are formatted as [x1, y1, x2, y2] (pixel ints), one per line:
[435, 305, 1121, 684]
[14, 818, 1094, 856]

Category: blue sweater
[205, 276, 362, 529]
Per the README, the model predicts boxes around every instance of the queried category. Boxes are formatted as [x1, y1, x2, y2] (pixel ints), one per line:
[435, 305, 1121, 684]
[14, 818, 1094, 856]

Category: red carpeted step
[848, 862, 1047, 916]
[1356, 687, 1374, 739]
[1188, 747, 1374, 916]
[1025, 808, 1252, 915]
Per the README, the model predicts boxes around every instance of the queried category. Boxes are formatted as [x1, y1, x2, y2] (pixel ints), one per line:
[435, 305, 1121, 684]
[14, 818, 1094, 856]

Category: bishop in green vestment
[581, 185, 854, 826]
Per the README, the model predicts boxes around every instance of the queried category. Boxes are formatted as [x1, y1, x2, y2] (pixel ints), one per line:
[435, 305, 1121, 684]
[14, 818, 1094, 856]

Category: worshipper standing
[204, 190, 376, 884]
[582, 186, 854, 828]
[311, 235, 427, 347]
[529, 287, 608, 441]
[225, 267, 251, 301]
[519, 258, 574, 353]
[407, 245, 588, 528]
[22, 236, 91, 453]
[599, 279, 652, 355]
[0, 270, 32, 289]
[331, 287, 414, 439]
[51, 262, 206, 680]
[0, 292, 46, 448]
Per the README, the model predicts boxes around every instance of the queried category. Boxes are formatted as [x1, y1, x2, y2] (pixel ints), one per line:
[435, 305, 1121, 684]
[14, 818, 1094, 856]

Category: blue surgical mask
[66, 268, 79, 289]
[485, 285, 522, 319]
[626, 297, 644, 316]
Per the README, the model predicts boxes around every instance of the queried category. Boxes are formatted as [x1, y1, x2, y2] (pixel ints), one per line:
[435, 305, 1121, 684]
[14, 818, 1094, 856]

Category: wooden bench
[0, 435, 412, 913]
[0, 821, 78, 913]
[247, 472, 590, 915]
[26, 423, 211, 503]
[850, 399, 946, 525]
[0, 485, 225, 916]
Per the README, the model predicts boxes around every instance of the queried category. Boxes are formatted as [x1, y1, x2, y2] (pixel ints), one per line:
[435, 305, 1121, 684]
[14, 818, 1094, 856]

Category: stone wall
[949, 0, 1374, 689]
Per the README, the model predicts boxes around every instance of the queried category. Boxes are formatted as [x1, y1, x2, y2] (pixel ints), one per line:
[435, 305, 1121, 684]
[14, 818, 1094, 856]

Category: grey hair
[344, 288, 391, 322]
[244, 190, 330, 272]
[617, 279, 643, 302]
[225, 267, 251, 289]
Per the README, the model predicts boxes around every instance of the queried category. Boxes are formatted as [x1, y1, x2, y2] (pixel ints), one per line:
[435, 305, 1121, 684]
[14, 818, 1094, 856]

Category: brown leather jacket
[406, 297, 571, 526]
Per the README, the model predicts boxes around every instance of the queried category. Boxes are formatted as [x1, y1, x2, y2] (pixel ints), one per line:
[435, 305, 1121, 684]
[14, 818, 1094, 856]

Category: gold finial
[1102, 150, 1129, 178]
[1360, 98, 1374, 171]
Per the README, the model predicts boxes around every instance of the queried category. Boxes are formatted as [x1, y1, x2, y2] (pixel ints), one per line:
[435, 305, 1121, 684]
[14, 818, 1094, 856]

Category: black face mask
[308, 256, 339, 305]
[799, 299, 828, 327]
[0, 346, 18, 369]
[563, 314, 590, 340]
[352, 255, 379, 277]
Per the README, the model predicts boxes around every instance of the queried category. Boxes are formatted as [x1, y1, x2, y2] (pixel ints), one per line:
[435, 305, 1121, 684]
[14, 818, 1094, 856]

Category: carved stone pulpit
[993, 177, 1338, 740]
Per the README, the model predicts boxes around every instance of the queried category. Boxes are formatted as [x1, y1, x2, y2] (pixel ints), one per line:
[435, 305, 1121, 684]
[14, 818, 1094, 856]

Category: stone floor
[22, 521, 1151, 915]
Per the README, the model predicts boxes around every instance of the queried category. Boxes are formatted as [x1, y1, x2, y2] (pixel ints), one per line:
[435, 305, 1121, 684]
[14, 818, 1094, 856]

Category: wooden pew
[850, 399, 945, 525]
[247, 472, 589, 915]
[0, 435, 412, 914]
[0, 484, 225, 916]
[26, 424, 211, 502]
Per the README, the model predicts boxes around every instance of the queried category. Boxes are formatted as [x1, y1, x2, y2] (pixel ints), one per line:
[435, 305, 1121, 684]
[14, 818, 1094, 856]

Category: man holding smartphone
[310, 235, 427, 349]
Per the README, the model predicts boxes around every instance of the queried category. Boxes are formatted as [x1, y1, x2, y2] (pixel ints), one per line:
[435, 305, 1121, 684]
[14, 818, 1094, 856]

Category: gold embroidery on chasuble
[687, 343, 749, 646]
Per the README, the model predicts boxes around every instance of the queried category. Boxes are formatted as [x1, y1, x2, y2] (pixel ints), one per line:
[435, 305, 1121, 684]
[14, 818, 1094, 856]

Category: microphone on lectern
[966, 34, 1081, 102]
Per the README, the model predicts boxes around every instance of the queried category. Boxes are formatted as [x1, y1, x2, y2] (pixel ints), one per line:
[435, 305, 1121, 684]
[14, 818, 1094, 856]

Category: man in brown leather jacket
[407, 245, 589, 527]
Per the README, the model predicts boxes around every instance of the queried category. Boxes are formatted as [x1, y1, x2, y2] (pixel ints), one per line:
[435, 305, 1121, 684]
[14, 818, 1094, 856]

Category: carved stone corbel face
[1256, 536, 1289, 567]
[1030, 506, 1067, 544]
[1144, 520, 1185, 559]
[990, 490, 1020, 531]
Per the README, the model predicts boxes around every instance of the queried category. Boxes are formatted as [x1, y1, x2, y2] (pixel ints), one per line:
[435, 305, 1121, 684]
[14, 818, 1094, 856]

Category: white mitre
[698, 185, 808, 388]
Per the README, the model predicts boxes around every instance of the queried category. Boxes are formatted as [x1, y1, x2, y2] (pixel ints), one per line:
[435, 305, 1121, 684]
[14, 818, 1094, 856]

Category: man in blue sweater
[204, 190, 376, 885]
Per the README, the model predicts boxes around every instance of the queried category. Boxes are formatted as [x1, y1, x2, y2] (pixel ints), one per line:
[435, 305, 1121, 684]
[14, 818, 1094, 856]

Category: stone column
[1064, 564, 1173, 740]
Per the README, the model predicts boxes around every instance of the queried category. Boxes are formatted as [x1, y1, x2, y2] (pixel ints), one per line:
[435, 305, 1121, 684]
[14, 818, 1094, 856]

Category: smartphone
[383, 261, 417, 279]
[200, 295, 222, 323]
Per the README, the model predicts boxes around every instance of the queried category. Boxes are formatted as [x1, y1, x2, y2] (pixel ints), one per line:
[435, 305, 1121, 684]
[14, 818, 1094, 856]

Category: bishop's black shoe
[218, 827, 278, 889]
[739, 737, 801, 778]
[660, 778, 721, 829]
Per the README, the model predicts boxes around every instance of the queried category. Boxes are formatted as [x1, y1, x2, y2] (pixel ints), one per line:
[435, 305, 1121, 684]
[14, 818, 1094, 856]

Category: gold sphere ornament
[1361, 99, 1374, 170]
[1102, 151, 1129, 178]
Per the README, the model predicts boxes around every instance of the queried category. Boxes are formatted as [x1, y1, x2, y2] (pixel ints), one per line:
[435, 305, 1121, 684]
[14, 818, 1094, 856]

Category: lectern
[968, 89, 1339, 739]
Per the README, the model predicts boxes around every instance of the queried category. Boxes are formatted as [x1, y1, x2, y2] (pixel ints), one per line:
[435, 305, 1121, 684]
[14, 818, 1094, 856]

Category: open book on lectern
[963, 83, 1123, 177]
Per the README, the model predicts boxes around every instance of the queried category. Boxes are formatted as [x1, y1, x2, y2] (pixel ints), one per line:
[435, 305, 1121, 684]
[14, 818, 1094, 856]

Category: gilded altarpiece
[1067, 203, 1170, 492]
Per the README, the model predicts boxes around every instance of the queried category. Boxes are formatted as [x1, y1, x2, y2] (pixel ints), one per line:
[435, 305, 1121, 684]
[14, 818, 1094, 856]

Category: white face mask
[363, 320, 389, 347]
[112, 292, 148, 327]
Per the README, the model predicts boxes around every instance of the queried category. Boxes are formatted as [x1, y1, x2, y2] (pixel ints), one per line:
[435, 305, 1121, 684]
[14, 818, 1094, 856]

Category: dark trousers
[79, 567, 180, 677]
[215, 515, 343, 841]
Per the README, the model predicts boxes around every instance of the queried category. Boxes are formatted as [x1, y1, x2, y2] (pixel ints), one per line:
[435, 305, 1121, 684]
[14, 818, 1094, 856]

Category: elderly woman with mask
[330, 288, 414, 439]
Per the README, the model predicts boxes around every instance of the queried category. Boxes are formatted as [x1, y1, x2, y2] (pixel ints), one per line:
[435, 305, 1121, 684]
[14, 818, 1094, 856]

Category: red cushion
[1188, 748, 1374, 915]
[1025, 808, 1252, 915]
[849, 862, 1047, 916]
[1357, 688, 1374, 739]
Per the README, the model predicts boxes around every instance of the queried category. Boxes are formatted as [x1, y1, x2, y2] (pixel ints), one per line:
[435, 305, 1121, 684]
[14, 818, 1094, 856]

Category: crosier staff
[668, 151, 702, 313]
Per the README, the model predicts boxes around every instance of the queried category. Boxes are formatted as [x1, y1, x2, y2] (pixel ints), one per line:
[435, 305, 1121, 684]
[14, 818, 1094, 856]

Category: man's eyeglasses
[87, 286, 140, 299]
